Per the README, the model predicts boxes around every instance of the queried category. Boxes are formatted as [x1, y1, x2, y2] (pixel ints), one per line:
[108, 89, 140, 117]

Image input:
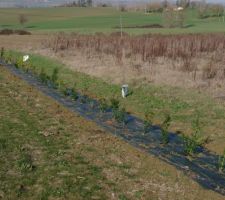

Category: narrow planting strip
[0, 60, 225, 196]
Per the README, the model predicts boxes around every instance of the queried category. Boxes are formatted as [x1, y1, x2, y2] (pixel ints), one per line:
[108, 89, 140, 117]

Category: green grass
[0, 67, 118, 199]
[1, 52, 225, 200]
[2, 50, 225, 154]
[0, 7, 224, 34]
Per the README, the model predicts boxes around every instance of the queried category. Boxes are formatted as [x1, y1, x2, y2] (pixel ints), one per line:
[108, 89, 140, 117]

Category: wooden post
[120, 15, 123, 39]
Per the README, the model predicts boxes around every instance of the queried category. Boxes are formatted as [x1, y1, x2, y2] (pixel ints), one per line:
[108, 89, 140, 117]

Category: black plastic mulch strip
[0, 60, 225, 195]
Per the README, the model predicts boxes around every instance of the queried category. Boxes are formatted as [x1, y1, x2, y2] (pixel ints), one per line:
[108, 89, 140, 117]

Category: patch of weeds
[119, 194, 128, 200]
[135, 190, 143, 198]
[51, 67, 59, 84]
[39, 188, 50, 200]
[218, 149, 225, 173]
[63, 88, 70, 96]
[99, 98, 109, 113]
[0, 47, 5, 58]
[71, 88, 78, 101]
[182, 114, 207, 156]
[17, 153, 35, 172]
[39, 68, 50, 84]
[161, 113, 171, 144]
[117, 163, 131, 170]
[55, 159, 70, 168]
[110, 98, 120, 110]
[113, 107, 127, 124]
[75, 155, 89, 165]
[16, 185, 26, 198]
[0, 138, 7, 150]
[81, 81, 89, 94]
[143, 110, 154, 134]
[110, 98, 127, 124]
[88, 165, 102, 179]
[15, 58, 23, 69]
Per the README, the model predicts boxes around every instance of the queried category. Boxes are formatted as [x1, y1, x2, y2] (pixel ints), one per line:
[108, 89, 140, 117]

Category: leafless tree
[19, 14, 28, 26]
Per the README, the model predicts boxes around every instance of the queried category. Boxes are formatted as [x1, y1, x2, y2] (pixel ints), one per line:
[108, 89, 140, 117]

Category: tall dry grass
[44, 32, 225, 81]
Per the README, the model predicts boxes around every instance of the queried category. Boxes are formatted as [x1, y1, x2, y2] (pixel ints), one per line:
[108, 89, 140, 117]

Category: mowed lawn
[0, 60, 225, 200]
[0, 7, 224, 34]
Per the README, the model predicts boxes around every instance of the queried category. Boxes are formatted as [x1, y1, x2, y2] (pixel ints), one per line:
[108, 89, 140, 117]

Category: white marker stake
[23, 55, 29, 62]
[121, 84, 128, 98]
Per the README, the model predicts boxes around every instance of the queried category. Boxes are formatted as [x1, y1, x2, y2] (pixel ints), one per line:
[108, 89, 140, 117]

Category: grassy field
[2, 63, 225, 200]
[0, 7, 224, 34]
[2, 50, 225, 155]
[1, 5, 225, 200]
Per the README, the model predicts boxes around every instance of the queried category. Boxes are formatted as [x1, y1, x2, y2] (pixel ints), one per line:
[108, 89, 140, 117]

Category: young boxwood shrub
[110, 98, 127, 124]
[110, 98, 120, 111]
[218, 149, 225, 173]
[99, 98, 109, 113]
[39, 68, 50, 84]
[4, 53, 13, 64]
[113, 107, 126, 124]
[15, 59, 23, 68]
[182, 115, 207, 156]
[51, 68, 59, 84]
[0, 47, 4, 58]
[143, 111, 154, 134]
[71, 88, 78, 101]
[63, 88, 72, 96]
[161, 113, 171, 144]
[182, 133, 202, 156]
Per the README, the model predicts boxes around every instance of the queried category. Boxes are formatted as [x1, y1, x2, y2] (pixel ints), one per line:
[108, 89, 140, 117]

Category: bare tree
[19, 14, 28, 26]
[163, 9, 175, 28]
[163, 9, 185, 28]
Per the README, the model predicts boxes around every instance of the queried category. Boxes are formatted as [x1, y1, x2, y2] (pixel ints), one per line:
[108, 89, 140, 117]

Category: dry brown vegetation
[1, 33, 225, 98]
[42, 32, 225, 97]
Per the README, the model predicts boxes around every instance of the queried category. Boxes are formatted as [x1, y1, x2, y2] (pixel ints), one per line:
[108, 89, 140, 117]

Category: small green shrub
[15, 59, 23, 68]
[39, 68, 50, 84]
[218, 149, 225, 172]
[71, 88, 78, 100]
[161, 113, 171, 144]
[0, 47, 4, 58]
[4, 53, 13, 64]
[182, 133, 201, 156]
[99, 98, 109, 112]
[51, 68, 59, 84]
[110, 98, 120, 111]
[143, 111, 154, 134]
[63, 88, 71, 96]
[182, 115, 206, 156]
[113, 107, 126, 124]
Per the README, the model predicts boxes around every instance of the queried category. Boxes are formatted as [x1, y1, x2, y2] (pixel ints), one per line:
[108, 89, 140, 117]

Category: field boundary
[1, 60, 225, 196]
